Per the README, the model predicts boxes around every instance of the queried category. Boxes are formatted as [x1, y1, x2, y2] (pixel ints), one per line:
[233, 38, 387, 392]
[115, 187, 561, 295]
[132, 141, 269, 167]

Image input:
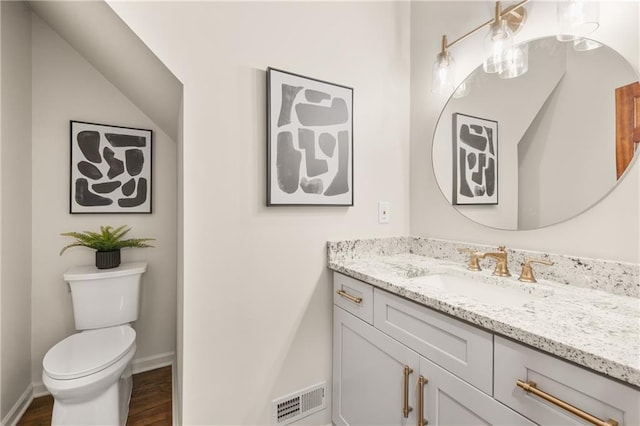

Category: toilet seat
[43, 326, 135, 380]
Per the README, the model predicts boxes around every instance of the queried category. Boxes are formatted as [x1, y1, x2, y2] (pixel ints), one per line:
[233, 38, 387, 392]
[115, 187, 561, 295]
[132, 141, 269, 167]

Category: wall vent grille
[272, 382, 326, 425]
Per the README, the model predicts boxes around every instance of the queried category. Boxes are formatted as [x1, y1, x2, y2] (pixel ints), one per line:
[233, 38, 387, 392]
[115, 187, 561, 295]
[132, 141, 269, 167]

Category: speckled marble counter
[327, 236, 640, 388]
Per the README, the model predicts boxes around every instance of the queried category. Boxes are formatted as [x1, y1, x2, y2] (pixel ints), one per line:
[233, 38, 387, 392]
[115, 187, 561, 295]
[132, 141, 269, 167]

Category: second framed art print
[452, 113, 498, 205]
[267, 68, 353, 206]
[70, 120, 152, 213]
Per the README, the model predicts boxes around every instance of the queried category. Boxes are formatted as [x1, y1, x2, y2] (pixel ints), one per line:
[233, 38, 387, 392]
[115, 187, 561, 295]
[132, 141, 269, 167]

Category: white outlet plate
[378, 201, 390, 224]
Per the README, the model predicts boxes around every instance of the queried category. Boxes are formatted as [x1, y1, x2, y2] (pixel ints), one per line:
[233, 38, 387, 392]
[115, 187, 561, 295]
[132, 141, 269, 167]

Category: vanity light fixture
[452, 80, 471, 98]
[431, 0, 530, 94]
[557, 0, 600, 42]
[432, 35, 456, 94]
[483, 2, 515, 74]
[573, 37, 602, 52]
[499, 41, 528, 79]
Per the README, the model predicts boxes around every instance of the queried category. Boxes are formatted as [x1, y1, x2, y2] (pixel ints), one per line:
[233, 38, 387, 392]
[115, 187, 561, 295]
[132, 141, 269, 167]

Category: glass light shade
[557, 0, 600, 42]
[432, 51, 455, 94]
[573, 37, 602, 51]
[499, 42, 529, 79]
[483, 18, 514, 74]
[452, 80, 470, 98]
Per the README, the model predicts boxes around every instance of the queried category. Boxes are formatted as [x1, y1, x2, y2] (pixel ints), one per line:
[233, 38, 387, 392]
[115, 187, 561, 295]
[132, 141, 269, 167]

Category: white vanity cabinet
[333, 306, 419, 425]
[332, 272, 533, 426]
[420, 356, 534, 425]
[373, 288, 493, 395]
[494, 336, 640, 426]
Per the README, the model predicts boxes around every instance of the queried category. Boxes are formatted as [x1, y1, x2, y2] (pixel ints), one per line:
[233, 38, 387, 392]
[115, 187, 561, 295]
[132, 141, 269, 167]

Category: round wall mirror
[432, 37, 639, 230]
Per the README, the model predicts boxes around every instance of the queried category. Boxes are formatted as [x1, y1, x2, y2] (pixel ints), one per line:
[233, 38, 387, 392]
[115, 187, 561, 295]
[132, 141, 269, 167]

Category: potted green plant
[60, 225, 154, 269]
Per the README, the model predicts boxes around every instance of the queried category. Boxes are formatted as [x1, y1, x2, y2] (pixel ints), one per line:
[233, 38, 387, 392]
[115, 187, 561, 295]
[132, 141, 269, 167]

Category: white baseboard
[31, 351, 175, 399]
[1, 385, 33, 426]
[131, 351, 175, 375]
[32, 381, 49, 398]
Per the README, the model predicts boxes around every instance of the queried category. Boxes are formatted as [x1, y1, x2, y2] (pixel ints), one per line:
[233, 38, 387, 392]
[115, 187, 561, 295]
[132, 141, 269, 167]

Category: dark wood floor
[17, 366, 172, 426]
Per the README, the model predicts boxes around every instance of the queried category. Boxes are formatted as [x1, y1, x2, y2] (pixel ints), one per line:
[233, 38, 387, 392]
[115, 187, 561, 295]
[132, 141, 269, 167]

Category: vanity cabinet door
[419, 356, 535, 426]
[495, 336, 640, 425]
[374, 288, 493, 395]
[333, 306, 419, 426]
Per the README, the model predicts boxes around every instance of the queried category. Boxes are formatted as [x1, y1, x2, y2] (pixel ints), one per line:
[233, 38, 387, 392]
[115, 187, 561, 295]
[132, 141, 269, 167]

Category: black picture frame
[267, 67, 354, 206]
[70, 120, 152, 214]
[452, 113, 498, 205]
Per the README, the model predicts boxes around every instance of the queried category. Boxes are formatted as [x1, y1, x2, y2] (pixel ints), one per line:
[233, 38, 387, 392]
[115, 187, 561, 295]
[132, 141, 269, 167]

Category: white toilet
[42, 262, 147, 426]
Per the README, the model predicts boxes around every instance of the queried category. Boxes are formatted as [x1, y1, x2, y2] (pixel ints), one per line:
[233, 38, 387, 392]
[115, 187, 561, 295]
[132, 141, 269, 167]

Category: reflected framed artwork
[70, 120, 152, 213]
[267, 68, 353, 206]
[452, 113, 498, 205]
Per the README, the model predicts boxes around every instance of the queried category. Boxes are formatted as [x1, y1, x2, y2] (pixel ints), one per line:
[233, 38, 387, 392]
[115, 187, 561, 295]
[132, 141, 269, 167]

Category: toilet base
[51, 365, 133, 426]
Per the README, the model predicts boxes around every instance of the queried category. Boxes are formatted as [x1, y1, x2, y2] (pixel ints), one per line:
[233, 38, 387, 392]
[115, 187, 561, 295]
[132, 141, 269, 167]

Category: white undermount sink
[411, 271, 553, 308]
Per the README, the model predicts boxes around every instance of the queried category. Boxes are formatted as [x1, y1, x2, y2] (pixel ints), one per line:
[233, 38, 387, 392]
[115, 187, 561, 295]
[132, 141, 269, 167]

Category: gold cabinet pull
[403, 366, 413, 418]
[417, 375, 428, 426]
[336, 289, 362, 304]
[516, 380, 618, 426]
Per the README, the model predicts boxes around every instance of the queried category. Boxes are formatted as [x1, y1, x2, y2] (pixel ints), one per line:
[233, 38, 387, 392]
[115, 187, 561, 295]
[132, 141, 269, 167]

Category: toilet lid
[43, 326, 136, 380]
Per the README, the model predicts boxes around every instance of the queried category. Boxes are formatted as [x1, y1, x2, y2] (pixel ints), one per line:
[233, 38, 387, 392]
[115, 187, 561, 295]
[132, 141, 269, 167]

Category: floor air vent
[272, 382, 326, 425]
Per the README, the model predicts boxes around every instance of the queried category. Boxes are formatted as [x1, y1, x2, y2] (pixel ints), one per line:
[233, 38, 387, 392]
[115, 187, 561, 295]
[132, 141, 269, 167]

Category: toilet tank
[64, 262, 147, 330]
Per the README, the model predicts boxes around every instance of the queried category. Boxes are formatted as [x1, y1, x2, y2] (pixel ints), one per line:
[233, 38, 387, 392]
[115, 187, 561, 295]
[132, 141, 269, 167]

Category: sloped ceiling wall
[28, 0, 182, 142]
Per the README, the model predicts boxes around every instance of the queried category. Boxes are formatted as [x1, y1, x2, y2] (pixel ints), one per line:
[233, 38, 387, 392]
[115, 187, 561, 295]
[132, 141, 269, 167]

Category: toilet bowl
[43, 325, 136, 425]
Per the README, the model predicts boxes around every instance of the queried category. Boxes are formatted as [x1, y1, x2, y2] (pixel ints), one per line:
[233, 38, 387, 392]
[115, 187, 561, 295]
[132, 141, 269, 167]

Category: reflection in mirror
[433, 37, 639, 231]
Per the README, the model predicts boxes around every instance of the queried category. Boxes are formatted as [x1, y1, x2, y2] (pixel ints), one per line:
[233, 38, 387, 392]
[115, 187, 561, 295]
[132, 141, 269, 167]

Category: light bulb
[453, 81, 470, 98]
[499, 42, 529, 79]
[484, 18, 514, 74]
[432, 51, 455, 94]
[573, 37, 602, 51]
[557, 0, 599, 42]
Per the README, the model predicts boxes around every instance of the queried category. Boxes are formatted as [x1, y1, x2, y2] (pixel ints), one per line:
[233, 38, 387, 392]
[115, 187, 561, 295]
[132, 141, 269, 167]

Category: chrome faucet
[482, 246, 511, 277]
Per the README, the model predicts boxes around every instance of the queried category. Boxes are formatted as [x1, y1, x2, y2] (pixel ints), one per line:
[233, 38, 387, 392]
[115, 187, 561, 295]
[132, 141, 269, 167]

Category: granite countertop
[328, 250, 640, 388]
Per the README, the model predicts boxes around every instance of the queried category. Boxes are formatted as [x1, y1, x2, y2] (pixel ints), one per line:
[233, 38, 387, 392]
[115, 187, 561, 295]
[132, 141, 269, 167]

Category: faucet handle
[457, 247, 483, 271]
[518, 258, 554, 283]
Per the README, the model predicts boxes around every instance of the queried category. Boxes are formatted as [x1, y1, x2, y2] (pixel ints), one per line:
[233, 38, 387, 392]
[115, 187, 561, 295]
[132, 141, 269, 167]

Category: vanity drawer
[373, 288, 493, 395]
[333, 273, 373, 324]
[494, 336, 640, 425]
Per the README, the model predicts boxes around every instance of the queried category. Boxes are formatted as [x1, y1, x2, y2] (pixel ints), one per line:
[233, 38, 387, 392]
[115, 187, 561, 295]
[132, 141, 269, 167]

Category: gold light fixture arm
[443, 0, 530, 51]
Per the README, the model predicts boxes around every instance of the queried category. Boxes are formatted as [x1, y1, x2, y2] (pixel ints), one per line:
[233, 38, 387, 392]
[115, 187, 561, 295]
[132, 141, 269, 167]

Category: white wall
[29, 0, 183, 143]
[0, 1, 33, 420]
[30, 13, 177, 388]
[411, 0, 639, 262]
[108, 1, 411, 424]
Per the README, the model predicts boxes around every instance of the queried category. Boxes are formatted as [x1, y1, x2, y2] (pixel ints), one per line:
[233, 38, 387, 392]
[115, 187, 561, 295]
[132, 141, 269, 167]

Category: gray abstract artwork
[268, 68, 353, 205]
[452, 113, 498, 205]
[70, 121, 152, 213]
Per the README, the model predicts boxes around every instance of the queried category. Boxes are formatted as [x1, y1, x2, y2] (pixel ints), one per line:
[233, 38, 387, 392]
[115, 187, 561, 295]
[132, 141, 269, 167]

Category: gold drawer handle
[403, 365, 413, 418]
[336, 289, 363, 304]
[417, 375, 428, 426]
[516, 380, 618, 426]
